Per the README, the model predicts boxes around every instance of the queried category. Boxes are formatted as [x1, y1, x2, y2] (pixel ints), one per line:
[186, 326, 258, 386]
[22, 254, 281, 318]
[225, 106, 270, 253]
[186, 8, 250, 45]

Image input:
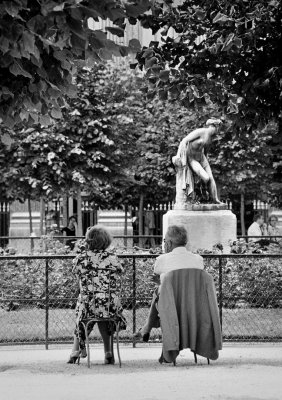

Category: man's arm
[151, 273, 161, 285]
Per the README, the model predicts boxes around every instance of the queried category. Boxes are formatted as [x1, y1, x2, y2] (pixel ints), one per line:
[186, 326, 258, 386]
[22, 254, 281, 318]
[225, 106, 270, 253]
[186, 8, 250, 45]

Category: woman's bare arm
[181, 128, 205, 145]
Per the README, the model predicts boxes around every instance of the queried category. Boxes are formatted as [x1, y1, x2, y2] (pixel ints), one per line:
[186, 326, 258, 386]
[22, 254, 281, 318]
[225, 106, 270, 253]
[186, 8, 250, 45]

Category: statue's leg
[189, 160, 209, 183]
[203, 162, 221, 203]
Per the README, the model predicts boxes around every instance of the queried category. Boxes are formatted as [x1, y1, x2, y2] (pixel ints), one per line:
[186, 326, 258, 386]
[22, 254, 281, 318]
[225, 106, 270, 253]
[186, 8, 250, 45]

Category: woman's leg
[70, 335, 80, 356]
[98, 321, 112, 354]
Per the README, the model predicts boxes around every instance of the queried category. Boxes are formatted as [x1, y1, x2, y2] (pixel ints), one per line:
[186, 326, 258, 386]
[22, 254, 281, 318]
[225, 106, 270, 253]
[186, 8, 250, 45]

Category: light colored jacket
[158, 268, 222, 362]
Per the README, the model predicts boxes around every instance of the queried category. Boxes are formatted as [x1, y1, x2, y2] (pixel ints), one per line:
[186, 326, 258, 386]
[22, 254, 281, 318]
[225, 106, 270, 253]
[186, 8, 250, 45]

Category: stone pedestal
[163, 208, 237, 253]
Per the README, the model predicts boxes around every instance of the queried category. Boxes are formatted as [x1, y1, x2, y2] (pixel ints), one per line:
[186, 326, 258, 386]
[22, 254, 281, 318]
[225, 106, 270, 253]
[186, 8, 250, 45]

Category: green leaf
[67, 17, 84, 40]
[9, 61, 32, 79]
[71, 33, 86, 51]
[159, 70, 169, 82]
[129, 38, 141, 52]
[125, 0, 150, 18]
[119, 46, 128, 57]
[2, 87, 14, 97]
[194, 9, 206, 20]
[105, 26, 124, 37]
[39, 115, 52, 126]
[80, 6, 99, 19]
[53, 3, 65, 12]
[99, 48, 112, 61]
[22, 31, 35, 55]
[158, 89, 168, 100]
[213, 12, 233, 24]
[145, 56, 158, 68]
[51, 108, 63, 119]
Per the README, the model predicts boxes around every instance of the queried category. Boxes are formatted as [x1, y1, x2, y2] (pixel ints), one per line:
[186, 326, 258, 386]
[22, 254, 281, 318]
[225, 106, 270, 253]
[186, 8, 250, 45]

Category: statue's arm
[175, 128, 201, 159]
[180, 127, 204, 146]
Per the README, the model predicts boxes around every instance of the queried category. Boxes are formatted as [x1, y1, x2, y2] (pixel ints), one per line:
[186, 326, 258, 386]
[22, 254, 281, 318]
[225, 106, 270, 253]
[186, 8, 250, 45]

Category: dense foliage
[137, 0, 282, 128]
[0, 0, 150, 128]
[0, 65, 134, 202]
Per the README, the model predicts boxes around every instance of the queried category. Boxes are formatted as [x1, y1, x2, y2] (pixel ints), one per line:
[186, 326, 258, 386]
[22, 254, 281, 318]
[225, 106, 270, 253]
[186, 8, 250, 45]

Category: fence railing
[0, 253, 281, 347]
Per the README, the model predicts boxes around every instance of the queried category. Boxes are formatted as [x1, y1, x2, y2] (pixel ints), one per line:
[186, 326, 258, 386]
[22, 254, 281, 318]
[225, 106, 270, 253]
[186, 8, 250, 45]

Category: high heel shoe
[104, 352, 115, 365]
[133, 328, 150, 343]
[67, 349, 87, 364]
[67, 355, 79, 364]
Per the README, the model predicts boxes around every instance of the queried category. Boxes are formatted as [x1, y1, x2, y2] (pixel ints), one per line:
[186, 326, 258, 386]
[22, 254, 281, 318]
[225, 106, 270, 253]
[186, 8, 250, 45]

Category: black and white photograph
[0, 1, 281, 399]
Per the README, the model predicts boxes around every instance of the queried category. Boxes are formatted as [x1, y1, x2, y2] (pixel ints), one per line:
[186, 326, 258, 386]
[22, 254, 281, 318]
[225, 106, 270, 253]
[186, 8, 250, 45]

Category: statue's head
[206, 118, 222, 132]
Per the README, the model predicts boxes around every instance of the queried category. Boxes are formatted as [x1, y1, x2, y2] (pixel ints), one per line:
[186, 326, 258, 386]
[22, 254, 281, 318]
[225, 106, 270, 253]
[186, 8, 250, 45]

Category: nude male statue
[172, 118, 222, 205]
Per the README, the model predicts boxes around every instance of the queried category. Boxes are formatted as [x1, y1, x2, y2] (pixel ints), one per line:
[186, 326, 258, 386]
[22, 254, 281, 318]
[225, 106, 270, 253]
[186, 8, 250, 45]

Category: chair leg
[115, 323, 122, 368]
[110, 330, 114, 356]
[207, 358, 210, 365]
[85, 321, 91, 368]
[193, 351, 197, 364]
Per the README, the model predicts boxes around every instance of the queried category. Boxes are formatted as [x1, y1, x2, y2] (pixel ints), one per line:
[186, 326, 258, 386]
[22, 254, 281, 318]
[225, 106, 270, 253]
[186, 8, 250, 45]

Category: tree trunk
[76, 187, 83, 236]
[62, 194, 68, 228]
[240, 191, 246, 236]
[138, 193, 144, 248]
[27, 197, 34, 252]
[39, 197, 45, 235]
[124, 204, 128, 248]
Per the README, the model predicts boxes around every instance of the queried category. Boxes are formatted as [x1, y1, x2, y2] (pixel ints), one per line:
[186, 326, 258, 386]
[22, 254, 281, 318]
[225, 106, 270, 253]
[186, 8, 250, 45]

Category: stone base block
[163, 209, 237, 253]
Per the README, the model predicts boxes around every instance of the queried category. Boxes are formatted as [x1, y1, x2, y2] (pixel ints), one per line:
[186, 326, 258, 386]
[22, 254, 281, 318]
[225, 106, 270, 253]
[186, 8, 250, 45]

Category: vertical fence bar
[132, 255, 136, 348]
[218, 256, 223, 329]
[45, 258, 49, 350]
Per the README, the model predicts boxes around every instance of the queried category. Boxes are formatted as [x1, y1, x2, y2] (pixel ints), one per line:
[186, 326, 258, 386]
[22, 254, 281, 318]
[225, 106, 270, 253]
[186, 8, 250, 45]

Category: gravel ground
[1, 343, 282, 400]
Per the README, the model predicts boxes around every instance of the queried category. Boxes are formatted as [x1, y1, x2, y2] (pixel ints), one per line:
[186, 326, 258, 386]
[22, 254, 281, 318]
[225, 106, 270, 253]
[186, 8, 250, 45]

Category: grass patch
[0, 307, 282, 344]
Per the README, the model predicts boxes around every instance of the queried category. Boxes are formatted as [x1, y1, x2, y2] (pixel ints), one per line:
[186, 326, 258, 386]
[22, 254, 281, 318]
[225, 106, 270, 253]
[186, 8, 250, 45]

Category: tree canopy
[0, 0, 150, 128]
[136, 0, 282, 129]
[0, 65, 131, 203]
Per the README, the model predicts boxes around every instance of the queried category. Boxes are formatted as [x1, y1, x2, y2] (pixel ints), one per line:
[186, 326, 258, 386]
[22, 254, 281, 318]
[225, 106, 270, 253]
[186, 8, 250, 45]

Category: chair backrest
[87, 266, 120, 319]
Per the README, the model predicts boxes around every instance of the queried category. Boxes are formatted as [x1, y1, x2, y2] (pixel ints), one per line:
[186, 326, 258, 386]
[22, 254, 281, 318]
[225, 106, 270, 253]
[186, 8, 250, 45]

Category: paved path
[0, 344, 282, 400]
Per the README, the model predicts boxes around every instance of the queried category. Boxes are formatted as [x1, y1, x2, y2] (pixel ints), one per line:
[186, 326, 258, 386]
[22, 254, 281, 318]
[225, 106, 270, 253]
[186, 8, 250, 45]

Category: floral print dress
[72, 242, 126, 349]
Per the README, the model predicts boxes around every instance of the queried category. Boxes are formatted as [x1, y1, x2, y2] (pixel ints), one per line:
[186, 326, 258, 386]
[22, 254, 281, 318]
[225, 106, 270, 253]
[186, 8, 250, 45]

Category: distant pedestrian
[267, 215, 281, 242]
[62, 216, 77, 249]
[247, 213, 268, 243]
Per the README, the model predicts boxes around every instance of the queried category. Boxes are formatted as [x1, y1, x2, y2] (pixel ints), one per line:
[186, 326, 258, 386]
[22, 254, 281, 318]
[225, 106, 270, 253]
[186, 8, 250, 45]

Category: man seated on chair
[135, 224, 204, 342]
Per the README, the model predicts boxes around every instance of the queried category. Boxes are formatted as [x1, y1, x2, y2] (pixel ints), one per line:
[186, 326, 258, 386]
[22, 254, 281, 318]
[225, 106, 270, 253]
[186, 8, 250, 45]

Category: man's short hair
[253, 213, 263, 222]
[166, 225, 188, 246]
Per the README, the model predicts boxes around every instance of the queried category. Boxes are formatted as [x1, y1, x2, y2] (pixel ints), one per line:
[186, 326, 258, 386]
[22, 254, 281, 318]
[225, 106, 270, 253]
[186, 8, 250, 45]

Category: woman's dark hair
[68, 215, 77, 223]
[85, 225, 112, 251]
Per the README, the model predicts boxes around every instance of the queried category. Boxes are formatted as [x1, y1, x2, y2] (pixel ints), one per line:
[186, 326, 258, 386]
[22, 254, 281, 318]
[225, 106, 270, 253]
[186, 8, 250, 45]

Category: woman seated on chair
[67, 225, 126, 365]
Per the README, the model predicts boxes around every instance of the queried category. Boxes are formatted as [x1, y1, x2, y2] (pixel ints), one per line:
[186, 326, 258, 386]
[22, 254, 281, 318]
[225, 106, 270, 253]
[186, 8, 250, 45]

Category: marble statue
[172, 118, 223, 207]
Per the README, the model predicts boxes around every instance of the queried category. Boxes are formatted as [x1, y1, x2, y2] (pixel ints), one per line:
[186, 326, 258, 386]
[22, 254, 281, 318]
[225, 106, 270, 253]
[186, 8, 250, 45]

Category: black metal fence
[0, 253, 281, 348]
